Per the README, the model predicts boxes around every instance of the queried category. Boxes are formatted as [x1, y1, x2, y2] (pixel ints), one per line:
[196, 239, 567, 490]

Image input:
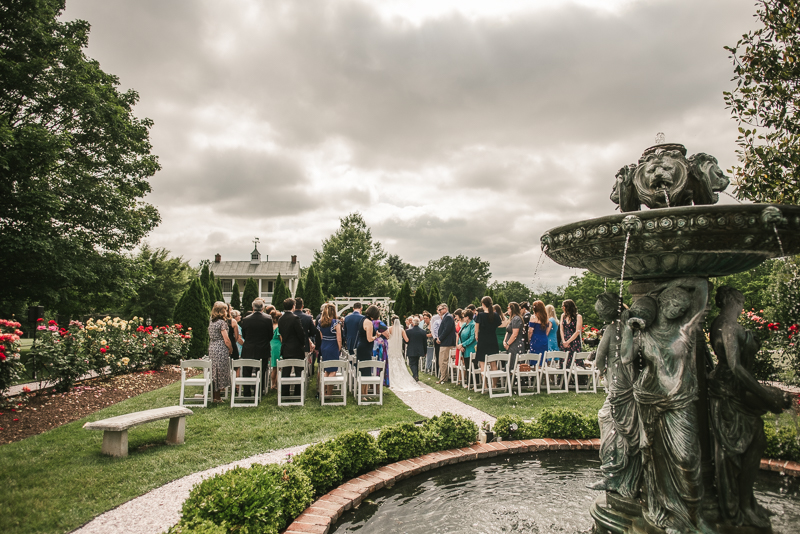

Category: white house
[209, 244, 300, 305]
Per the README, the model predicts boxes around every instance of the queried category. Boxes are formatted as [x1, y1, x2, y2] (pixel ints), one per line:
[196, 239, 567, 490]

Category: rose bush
[739, 309, 799, 383]
[0, 319, 25, 397]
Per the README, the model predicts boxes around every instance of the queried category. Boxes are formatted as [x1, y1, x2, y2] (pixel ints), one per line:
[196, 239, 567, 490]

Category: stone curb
[284, 439, 800, 534]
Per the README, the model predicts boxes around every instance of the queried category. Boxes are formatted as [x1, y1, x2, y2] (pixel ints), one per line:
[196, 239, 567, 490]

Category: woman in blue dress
[528, 300, 551, 366]
[545, 304, 560, 352]
[318, 303, 342, 396]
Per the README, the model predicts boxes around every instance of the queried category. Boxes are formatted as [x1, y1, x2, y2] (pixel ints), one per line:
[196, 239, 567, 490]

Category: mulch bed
[0, 366, 187, 446]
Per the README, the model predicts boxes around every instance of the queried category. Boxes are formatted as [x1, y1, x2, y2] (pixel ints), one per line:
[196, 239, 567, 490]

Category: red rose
[37, 318, 44, 322]
[100, 347, 107, 353]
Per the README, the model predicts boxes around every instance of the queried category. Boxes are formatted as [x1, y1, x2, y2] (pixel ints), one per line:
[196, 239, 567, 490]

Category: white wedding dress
[388, 319, 423, 392]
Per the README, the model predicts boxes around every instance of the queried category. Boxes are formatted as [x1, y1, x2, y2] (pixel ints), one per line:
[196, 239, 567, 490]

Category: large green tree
[173, 278, 210, 358]
[123, 245, 193, 326]
[562, 271, 631, 328]
[0, 0, 160, 314]
[394, 280, 412, 320]
[230, 280, 242, 312]
[271, 272, 289, 308]
[413, 285, 428, 314]
[724, 0, 800, 204]
[421, 255, 491, 307]
[303, 265, 326, 316]
[489, 281, 532, 305]
[312, 213, 388, 297]
[241, 278, 259, 312]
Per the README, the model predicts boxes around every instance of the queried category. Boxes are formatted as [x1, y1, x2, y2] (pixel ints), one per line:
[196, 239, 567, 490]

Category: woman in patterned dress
[208, 301, 233, 402]
[559, 299, 583, 368]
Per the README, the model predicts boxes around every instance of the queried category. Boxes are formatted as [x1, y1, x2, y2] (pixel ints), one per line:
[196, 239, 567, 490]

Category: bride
[387, 318, 423, 392]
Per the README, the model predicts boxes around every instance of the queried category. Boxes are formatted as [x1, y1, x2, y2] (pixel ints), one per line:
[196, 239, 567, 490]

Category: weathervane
[253, 237, 260, 248]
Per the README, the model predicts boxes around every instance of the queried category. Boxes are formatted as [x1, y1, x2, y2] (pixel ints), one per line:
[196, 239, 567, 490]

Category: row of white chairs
[440, 350, 600, 396]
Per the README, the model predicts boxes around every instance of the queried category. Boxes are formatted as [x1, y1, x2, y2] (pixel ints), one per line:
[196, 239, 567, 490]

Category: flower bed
[0, 319, 24, 396]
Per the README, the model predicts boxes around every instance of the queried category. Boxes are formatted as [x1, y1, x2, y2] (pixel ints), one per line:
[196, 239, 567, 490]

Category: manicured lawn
[417, 371, 607, 420]
[0, 376, 418, 534]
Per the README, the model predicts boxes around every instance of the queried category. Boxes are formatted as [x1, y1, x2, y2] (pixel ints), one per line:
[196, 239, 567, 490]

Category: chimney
[291, 255, 297, 264]
[214, 253, 221, 263]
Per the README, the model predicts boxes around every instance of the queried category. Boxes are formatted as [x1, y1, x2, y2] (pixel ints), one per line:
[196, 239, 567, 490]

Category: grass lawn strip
[0, 376, 418, 534]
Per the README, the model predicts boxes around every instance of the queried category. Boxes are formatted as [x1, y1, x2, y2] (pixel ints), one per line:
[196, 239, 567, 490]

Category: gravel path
[72, 382, 491, 534]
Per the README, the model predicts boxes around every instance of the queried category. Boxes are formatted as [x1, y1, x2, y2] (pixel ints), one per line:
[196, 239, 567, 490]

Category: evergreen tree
[414, 285, 428, 314]
[272, 273, 289, 308]
[485, 287, 495, 302]
[241, 277, 259, 312]
[395, 280, 413, 320]
[199, 265, 211, 307]
[215, 278, 224, 304]
[173, 279, 210, 358]
[294, 276, 305, 301]
[304, 265, 326, 316]
[447, 293, 458, 313]
[496, 292, 508, 311]
[230, 280, 242, 312]
[173, 289, 187, 326]
[428, 283, 441, 311]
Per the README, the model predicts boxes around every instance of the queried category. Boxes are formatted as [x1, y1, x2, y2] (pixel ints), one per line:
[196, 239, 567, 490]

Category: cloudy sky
[62, 0, 759, 290]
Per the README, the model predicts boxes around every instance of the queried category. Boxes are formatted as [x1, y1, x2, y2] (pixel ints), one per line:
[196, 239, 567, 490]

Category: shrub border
[284, 438, 800, 534]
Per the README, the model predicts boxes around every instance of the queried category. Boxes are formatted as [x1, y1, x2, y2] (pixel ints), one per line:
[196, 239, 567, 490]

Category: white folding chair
[542, 351, 570, 394]
[229, 359, 261, 407]
[570, 352, 598, 393]
[513, 353, 542, 396]
[356, 360, 385, 405]
[457, 354, 468, 387]
[484, 353, 512, 398]
[320, 360, 347, 406]
[429, 349, 438, 377]
[277, 359, 306, 406]
[467, 357, 484, 393]
[179, 359, 212, 408]
[447, 348, 458, 383]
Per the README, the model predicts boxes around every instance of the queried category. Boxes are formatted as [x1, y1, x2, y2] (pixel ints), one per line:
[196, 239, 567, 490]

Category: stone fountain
[541, 141, 800, 534]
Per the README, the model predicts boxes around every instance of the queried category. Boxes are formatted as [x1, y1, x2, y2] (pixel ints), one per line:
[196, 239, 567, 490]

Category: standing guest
[240, 298, 274, 396]
[278, 298, 306, 398]
[529, 300, 551, 366]
[474, 296, 501, 376]
[560, 299, 583, 367]
[430, 310, 442, 374]
[227, 305, 242, 359]
[343, 303, 363, 355]
[230, 309, 244, 356]
[293, 297, 316, 374]
[269, 309, 282, 390]
[318, 303, 342, 397]
[372, 316, 391, 386]
[357, 305, 381, 395]
[520, 302, 532, 350]
[208, 301, 233, 402]
[457, 309, 476, 384]
[545, 304, 560, 352]
[503, 302, 526, 370]
[494, 304, 508, 352]
[401, 317, 427, 381]
[421, 311, 433, 371]
[435, 304, 456, 384]
[453, 309, 463, 367]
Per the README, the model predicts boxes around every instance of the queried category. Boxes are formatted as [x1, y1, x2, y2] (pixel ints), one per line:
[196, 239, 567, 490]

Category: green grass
[0, 375, 418, 534]
[417, 371, 607, 420]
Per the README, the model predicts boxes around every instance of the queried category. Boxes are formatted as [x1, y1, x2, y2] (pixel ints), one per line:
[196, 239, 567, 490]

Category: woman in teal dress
[269, 309, 282, 390]
[457, 310, 476, 384]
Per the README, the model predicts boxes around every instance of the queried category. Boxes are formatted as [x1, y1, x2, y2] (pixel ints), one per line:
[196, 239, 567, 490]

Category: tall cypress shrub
[214, 278, 224, 303]
[304, 265, 326, 316]
[496, 291, 508, 311]
[272, 272, 289, 308]
[242, 277, 259, 312]
[174, 278, 210, 358]
[414, 285, 428, 314]
[199, 265, 211, 307]
[230, 280, 242, 311]
[396, 280, 412, 320]
[447, 293, 458, 313]
[428, 283, 441, 312]
[294, 275, 305, 301]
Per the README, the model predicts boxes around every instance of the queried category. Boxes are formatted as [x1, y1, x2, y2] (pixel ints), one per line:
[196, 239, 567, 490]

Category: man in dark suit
[278, 298, 307, 397]
[401, 317, 427, 381]
[435, 304, 457, 384]
[343, 302, 363, 355]
[239, 298, 273, 395]
[292, 297, 316, 373]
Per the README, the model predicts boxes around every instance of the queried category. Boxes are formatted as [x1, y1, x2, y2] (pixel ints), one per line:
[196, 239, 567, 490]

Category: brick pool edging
[284, 438, 800, 534]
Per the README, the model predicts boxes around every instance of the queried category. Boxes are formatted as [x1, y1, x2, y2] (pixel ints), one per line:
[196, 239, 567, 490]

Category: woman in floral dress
[559, 299, 583, 368]
[208, 301, 233, 402]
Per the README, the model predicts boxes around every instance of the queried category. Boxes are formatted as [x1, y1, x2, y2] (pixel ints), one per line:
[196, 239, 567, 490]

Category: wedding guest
[474, 296, 501, 376]
[560, 299, 584, 367]
[343, 303, 363, 355]
[240, 298, 274, 395]
[494, 304, 508, 352]
[503, 302, 526, 369]
[402, 317, 427, 381]
[529, 300, 551, 365]
[230, 309, 244, 356]
[453, 309, 463, 366]
[208, 301, 233, 402]
[457, 309, 476, 383]
[318, 303, 342, 397]
[545, 304, 560, 351]
[269, 309, 282, 390]
[357, 305, 381, 395]
[435, 304, 456, 384]
[520, 301, 532, 348]
[293, 297, 316, 374]
[278, 298, 306, 398]
[227, 304, 242, 359]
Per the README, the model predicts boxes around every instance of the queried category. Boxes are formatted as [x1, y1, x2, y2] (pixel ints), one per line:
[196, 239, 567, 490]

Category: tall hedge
[428, 283, 441, 311]
[414, 284, 428, 314]
[395, 280, 412, 320]
[294, 275, 305, 302]
[242, 277, 259, 313]
[199, 265, 211, 307]
[230, 280, 241, 311]
[272, 272, 289, 308]
[174, 278, 210, 358]
[447, 292, 458, 313]
[304, 265, 326, 315]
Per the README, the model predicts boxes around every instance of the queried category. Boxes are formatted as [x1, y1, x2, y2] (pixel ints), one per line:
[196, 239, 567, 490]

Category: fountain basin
[541, 204, 800, 279]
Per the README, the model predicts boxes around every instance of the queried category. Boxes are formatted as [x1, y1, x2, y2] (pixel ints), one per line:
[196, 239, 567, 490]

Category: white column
[258, 278, 262, 298]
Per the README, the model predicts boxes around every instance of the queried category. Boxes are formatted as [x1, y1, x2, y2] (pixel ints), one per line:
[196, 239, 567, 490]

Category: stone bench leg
[101, 430, 128, 458]
[167, 416, 186, 445]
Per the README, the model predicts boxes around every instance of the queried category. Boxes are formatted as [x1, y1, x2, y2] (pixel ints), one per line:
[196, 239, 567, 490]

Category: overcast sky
[62, 0, 759, 290]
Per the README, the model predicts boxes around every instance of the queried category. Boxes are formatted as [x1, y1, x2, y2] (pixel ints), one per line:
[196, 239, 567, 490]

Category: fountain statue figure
[621, 278, 710, 534]
[708, 285, 793, 528]
[589, 293, 642, 499]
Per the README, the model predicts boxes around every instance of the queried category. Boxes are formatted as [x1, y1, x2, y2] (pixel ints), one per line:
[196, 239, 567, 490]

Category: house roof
[209, 261, 300, 278]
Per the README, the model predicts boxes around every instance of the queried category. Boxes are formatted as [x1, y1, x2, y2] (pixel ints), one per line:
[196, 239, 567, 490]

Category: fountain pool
[330, 451, 800, 533]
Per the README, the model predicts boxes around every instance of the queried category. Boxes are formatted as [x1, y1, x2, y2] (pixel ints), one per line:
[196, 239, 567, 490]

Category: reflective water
[331, 451, 800, 534]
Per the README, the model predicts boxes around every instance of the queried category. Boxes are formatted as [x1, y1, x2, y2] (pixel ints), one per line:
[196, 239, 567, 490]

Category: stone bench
[83, 406, 194, 457]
